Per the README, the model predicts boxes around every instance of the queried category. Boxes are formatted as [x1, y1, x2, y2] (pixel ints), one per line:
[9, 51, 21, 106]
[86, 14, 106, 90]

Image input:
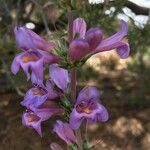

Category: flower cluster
[11, 18, 130, 149]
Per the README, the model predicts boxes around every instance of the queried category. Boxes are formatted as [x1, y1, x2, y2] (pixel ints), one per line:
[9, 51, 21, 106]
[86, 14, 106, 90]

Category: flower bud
[69, 39, 90, 61]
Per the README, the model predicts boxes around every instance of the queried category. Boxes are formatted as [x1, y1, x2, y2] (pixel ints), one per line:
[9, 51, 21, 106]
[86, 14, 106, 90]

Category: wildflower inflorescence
[11, 17, 130, 149]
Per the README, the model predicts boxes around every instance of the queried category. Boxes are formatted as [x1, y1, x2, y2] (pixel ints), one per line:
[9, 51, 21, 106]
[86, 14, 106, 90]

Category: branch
[125, 1, 149, 15]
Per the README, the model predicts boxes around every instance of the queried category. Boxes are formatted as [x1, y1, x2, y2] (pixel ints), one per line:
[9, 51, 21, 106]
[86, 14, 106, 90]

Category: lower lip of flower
[22, 52, 40, 63]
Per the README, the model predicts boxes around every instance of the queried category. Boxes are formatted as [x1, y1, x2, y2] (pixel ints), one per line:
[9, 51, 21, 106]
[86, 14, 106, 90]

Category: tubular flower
[22, 108, 62, 136]
[14, 26, 55, 51]
[50, 143, 64, 150]
[49, 64, 70, 93]
[69, 18, 130, 60]
[53, 120, 77, 145]
[11, 49, 59, 84]
[21, 80, 59, 109]
[69, 86, 109, 129]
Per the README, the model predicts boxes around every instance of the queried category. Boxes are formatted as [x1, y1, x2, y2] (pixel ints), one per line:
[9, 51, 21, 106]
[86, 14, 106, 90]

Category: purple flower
[53, 120, 77, 145]
[49, 64, 70, 93]
[11, 49, 59, 84]
[14, 27, 55, 51]
[50, 143, 64, 150]
[21, 80, 59, 109]
[22, 107, 61, 136]
[69, 86, 109, 129]
[69, 18, 130, 60]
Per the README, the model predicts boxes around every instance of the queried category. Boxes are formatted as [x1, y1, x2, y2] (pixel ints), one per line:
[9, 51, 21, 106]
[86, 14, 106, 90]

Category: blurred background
[0, 0, 150, 150]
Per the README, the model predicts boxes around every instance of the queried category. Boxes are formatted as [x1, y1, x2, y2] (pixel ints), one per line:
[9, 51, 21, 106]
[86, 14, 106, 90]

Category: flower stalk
[68, 9, 83, 150]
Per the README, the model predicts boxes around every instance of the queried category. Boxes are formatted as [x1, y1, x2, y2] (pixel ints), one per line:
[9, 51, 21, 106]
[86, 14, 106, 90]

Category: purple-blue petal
[14, 26, 55, 51]
[14, 27, 36, 51]
[85, 27, 103, 50]
[22, 112, 42, 136]
[69, 109, 84, 129]
[25, 27, 55, 51]
[34, 108, 61, 121]
[11, 54, 21, 74]
[53, 120, 76, 145]
[88, 103, 109, 123]
[46, 80, 59, 99]
[21, 87, 48, 109]
[116, 42, 130, 59]
[77, 86, 100, 103]
[49, 65, 69, 92]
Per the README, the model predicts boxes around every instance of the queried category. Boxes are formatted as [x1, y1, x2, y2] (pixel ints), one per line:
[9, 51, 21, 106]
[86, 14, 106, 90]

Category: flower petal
[14, 26, 55, 51]
[77, 86, 100, 103]
[53, 120, 76, 145]
[39, 50, 60, 64]
[93, 20, 128, 55]
[22, 112, 42, 136]
[73, 18, 86, 38]
[35, 108, 61, 121]
[31, 59, 44, 85]
[21, 87, 48, 109]
[26, 28, 55, 51]
[85, 27, 103, 50]
[20, 61, 31, 80]
[97, 104, 109, 122]
[69, 39, 90, 60]
[50, 143, 64, 150]
[88, 103, 109, 123]
[116, 42, 130, 59]
[49, 65, 69, 92]
[14, 27, 36, 51]
[46, 80, 59, 99]
[11, 54, 21, 74]
[69, 109, 84, 129]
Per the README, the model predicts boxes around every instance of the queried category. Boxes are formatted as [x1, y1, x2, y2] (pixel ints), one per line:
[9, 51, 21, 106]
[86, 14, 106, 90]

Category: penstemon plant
[11, 3, 130, 150]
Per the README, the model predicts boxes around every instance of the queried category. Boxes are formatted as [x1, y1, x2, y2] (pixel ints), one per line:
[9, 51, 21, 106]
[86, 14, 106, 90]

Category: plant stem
[75, 128, 83, 150]
[68, 10, 73, 44]
[70, 68, 76, 102]
[68, 9, 83, 150]
[85, 120, 88, 140]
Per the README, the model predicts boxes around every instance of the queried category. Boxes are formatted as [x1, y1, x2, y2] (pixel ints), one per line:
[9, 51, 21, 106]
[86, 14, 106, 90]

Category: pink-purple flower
[69, 86, 109, 129]
[69, 18, 130, 60]
[21, 80, 59, 109]
[21, 65, 69, 110]
[22, 107, 62, 136]
[53, 120, 77, 145]
[11, 49, 59, 84]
